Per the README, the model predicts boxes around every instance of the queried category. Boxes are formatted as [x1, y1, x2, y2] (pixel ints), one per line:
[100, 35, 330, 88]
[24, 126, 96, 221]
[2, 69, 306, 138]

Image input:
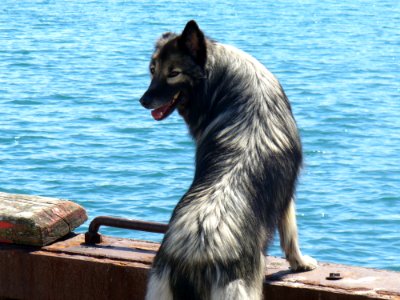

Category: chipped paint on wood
[0, 221, 14, 229]
[0, 192, 87, 246]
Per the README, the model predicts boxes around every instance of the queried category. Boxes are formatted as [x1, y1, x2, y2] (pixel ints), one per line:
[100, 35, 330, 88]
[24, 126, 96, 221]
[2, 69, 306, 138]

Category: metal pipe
[84, 216, 168, 244]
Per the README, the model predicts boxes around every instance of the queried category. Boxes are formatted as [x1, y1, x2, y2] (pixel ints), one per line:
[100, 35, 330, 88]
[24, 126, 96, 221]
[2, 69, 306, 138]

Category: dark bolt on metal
[326, 272, 343, 280]
[85, 231, 102, 244]
[84, 216, 169, 244]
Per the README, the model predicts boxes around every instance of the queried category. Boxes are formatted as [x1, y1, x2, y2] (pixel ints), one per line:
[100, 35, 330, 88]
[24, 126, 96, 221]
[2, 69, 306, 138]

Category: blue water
[0, 0, 399, 271]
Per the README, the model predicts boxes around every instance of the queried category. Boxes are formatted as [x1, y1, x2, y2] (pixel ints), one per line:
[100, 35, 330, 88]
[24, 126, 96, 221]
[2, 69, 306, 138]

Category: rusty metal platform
[1, 234, 399, 300]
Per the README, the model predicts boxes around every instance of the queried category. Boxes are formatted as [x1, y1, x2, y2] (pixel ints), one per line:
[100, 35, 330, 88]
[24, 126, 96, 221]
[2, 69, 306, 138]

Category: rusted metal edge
[1, 234, 400, 300]
[45, 235, 400, 299]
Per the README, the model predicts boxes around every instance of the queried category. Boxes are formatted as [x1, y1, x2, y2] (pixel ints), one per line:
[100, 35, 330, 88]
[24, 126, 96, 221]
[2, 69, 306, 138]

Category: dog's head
[140, 20, 207, 121]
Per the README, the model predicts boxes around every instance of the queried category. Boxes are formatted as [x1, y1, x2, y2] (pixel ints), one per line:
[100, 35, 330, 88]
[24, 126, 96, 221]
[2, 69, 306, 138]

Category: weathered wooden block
[0, 192, 87, 246]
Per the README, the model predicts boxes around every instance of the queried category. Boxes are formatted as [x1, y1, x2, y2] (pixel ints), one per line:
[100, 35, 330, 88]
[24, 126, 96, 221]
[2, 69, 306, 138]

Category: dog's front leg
[278, 199, 318, 272]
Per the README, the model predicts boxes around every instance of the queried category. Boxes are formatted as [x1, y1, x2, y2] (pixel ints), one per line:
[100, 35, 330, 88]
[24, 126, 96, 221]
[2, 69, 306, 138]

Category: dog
[140, 20, 317, 300]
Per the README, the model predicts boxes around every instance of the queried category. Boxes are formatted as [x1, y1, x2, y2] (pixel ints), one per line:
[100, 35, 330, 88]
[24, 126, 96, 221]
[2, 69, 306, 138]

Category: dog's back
[141, 20, 316, 300]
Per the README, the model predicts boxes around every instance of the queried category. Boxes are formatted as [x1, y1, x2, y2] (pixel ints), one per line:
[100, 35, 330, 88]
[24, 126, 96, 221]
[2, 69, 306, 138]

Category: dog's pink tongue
[151, 105, 169, 121]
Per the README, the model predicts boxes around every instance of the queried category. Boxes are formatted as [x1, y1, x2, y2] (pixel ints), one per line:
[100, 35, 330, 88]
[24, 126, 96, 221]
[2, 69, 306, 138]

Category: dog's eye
[168, 70, 181, 78]
[150, 66, 155, 75]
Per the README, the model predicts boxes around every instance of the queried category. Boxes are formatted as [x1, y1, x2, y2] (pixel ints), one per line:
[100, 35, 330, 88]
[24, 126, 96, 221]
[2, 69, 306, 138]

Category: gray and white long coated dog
[140, 20, 317, 300]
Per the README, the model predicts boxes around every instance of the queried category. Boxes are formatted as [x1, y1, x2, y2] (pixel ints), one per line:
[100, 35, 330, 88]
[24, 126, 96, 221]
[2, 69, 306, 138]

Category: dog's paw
[289, 255, 318, 272]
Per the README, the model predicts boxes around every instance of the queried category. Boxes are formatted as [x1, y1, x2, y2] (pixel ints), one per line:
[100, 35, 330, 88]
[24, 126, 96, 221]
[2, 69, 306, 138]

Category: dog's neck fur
[184, 41, 292, 147]
[182, 41, 238, 142]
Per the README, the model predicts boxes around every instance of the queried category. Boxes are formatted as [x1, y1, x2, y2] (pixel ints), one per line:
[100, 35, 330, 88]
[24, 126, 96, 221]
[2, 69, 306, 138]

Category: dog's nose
[140, 93, 153, 109]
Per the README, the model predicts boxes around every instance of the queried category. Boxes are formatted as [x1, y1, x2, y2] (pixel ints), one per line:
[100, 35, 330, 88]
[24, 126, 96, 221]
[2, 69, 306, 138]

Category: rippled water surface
[1, 0, 399, 271]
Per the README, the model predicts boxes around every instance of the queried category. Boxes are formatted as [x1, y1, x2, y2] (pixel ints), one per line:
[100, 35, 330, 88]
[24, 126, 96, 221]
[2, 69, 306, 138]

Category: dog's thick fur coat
[140, 20, 317, 300]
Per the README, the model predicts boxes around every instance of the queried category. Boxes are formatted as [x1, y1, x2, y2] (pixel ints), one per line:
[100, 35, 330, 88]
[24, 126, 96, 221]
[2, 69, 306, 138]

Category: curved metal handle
[84, 216, 168, 244]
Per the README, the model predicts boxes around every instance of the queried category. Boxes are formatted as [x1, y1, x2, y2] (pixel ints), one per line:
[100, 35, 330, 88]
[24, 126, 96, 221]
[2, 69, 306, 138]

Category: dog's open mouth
[151, 92, 182, 121]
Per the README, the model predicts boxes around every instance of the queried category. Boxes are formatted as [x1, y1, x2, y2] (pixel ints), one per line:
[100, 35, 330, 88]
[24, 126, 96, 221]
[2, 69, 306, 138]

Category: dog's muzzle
[139, 93, 154, 109]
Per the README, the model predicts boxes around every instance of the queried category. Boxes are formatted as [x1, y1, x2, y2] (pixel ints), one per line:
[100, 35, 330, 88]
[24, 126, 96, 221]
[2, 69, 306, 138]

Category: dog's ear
[178, 20, 207, 67]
